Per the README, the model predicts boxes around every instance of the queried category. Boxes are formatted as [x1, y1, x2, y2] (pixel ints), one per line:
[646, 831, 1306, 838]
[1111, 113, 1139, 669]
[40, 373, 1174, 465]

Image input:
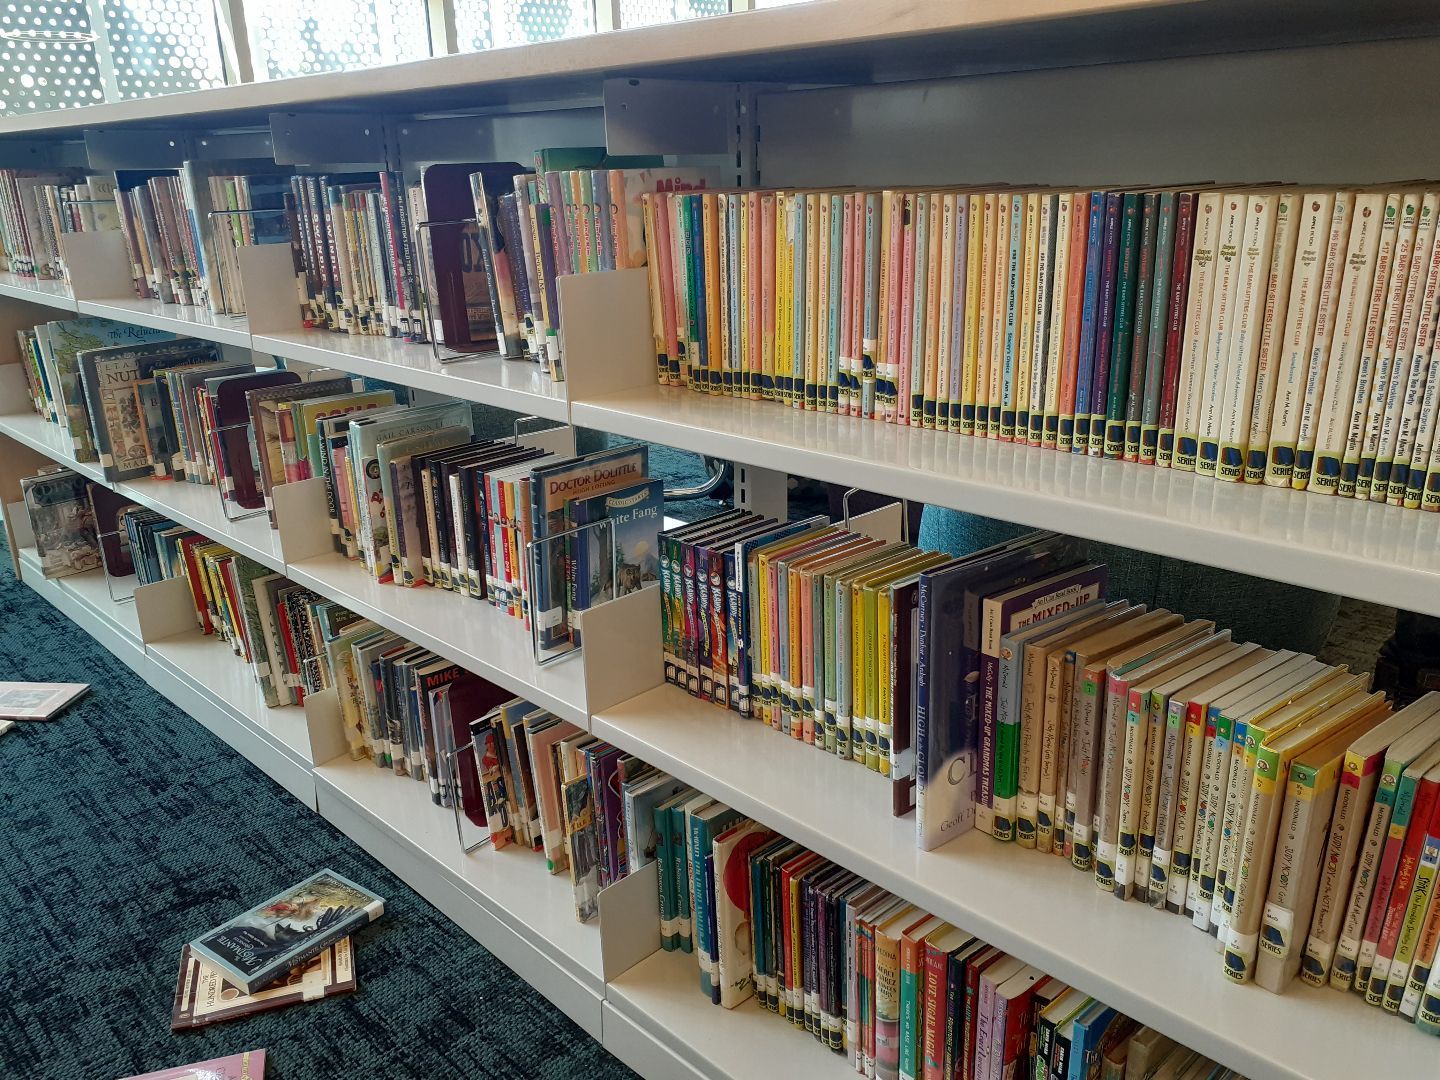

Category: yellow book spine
[877, 585, 894, 776]
[960, 194, 984, 436]
[1017, 192, 1041, 441]
[975, 193, 997, 436]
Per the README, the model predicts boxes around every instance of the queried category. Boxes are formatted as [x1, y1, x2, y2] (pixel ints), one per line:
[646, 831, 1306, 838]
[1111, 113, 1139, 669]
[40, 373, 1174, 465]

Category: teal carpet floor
[0, 540, 636, 1080]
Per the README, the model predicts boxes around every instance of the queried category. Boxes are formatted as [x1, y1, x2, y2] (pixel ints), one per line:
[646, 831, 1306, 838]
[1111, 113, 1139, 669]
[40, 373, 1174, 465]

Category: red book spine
[1157, 192, 1197, 455]
[1058, 193, 1090, 424]
[1375, 778, 1440, 971]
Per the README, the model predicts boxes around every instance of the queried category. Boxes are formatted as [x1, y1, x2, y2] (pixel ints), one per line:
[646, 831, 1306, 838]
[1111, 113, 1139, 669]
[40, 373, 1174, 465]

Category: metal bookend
[440, 724, 492, 856]
[207, 208, 290, 318]
[210, 418, 270, 523]
[841, 486, 911, 545]
[96, 525, 137, 604]
[526, 517, 619, 667]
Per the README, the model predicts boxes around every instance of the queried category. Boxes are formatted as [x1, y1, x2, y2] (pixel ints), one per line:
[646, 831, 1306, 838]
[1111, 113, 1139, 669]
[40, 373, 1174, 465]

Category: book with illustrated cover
[565, 476, 662, 639]
[77, 337, 221, 481]
[121, 1050, 266, 1080]
[188, 869, 384, 994]
[36, 318, 174, 461]
[21, 468, 100, 578]
[0, 681, 88, 719]
[171, 938, 355, 1029]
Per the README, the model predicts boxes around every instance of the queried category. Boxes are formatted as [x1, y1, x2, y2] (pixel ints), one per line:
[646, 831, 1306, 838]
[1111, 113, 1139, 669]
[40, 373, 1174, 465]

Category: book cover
[188, 869, 383, 995]
[21, 469, 100, 579]
[121, 1050, 266, 1080]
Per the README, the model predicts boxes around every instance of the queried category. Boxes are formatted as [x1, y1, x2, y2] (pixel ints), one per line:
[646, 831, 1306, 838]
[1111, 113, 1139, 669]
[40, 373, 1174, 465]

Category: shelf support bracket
[733, 463, 787, 519]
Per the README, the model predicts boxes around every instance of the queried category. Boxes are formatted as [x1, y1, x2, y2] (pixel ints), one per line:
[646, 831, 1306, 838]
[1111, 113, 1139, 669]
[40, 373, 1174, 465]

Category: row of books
[641, 186, 1440, 513]
[657, 512, 1440, 1032]
[664, 793, 1246, 1080]
[0, 170, 117, 279]
[287, 150, 719, 377]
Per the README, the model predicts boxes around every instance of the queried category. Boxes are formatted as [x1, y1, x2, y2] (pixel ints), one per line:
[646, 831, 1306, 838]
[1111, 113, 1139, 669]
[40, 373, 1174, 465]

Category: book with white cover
[1386, 201, 1440, 504]
[1192, 194, 1247, 477]
[1171, 192, 1223, 471]
[0, 681, 88, 719]
[1304, 192, 1387, 492]
[1265, 192, 1336, 486]
[1358, 193, 1439, 498]
[1213, 194, 1278, 481]
[1242, 192, 1300, 484]
[1288, 191, 1357, 489]
[1339, 193, 1422, 496]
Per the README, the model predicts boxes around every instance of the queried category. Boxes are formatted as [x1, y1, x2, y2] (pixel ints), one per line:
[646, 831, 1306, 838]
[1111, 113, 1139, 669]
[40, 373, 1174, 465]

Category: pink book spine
[761, 192, 777, 402]
[884, 193, 905, 424]
[852, 191, 867, 417]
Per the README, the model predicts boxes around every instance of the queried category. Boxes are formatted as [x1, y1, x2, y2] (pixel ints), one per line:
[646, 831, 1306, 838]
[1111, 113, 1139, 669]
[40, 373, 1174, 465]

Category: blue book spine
[914, 573, 932, 844]
[1072, 194, 1106, 450]
[1088, 193, 1123, 451]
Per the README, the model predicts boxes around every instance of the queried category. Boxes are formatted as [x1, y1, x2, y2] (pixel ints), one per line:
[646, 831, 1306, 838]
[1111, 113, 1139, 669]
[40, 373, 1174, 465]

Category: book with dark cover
[21, 469, 99, 579]
[188, 868, 383, 995]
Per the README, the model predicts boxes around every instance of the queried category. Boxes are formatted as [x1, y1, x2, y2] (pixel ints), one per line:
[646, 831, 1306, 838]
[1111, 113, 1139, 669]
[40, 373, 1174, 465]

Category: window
[102, 0, 226, 98]
[243, 0, 430, 78]
[0, 2, 105, 112]
[617, 0, 724, 31]
[453, 0, 593, 52]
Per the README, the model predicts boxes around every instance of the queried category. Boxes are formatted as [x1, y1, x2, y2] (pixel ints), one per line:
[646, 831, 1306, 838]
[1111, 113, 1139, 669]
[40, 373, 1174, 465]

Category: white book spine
[1194, 194, 1247, 477]
[1243, 192, 1300, 484]
[1265, 192, 1339, 486]
[1289, 191, 1356, 490]
[1215, 194, 1279, 481]
[1305, 192, 1387, 493]
[1341, 193, 1420, 496]
[1405, 337, 1440, 509]
[1375, 200, 1440, 499]
[1041, 195, 1073, 446]
[1169, 705, 1208, 912]
[1173, 192, 1223, 472]
[1113, 692, 1150, 898]
[1387, 232, 1440, 504]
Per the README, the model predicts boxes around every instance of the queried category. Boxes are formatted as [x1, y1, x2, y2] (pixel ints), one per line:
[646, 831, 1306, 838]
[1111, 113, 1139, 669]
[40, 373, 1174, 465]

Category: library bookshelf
[3, 5, 1440, 1078]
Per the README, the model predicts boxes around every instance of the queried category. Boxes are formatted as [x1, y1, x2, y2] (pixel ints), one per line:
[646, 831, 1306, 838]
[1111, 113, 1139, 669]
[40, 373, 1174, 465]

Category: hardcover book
[188, 869, 384, 994]
[171, 938, 356, 1029]
[0, 681, 88, 719]
[121, 1051, 266, 1080]
[21, 468, 100, 578]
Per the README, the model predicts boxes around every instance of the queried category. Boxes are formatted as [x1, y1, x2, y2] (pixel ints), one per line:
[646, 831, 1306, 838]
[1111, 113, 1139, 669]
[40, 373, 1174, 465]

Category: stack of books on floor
[173, 868, 383, 1029]
[642, 185, 1440, 513]
[656, 510, 1440, 1034]
[659, 797, 1250, 1079]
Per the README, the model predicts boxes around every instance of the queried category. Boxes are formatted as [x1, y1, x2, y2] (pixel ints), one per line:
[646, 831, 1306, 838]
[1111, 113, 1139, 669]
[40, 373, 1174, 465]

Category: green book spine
[898, 951, 922, 1080]
[670, 804, 694, 953]
[655, 803, 675, 950]
[1103, 193, 1142, 457]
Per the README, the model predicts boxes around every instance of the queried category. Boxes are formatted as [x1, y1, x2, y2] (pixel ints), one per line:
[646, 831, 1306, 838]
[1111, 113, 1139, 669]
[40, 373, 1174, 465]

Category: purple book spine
[1089, 194, 1124, 437]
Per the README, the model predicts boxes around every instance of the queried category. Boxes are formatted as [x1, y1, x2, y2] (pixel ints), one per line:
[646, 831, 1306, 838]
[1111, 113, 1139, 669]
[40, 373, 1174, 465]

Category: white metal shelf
[285, 552, 588, 727]
[253, 330, 568, 421]
[314, 754, 605, 1035]
[603, 948, 856, 1080]
[571, 384, 1440, 616]
[0, 0, 1436, 139]
[591, 682, 1437, 1080]
[0, 272, 77, 311]
[15, 544, 144, 672]
[75, 297, 252, 348]
[14, 542, 317, 803]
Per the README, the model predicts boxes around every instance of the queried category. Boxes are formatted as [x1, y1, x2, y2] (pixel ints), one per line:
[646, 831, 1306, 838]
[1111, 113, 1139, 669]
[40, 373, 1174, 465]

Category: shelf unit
[4, 6, 1440, 1079]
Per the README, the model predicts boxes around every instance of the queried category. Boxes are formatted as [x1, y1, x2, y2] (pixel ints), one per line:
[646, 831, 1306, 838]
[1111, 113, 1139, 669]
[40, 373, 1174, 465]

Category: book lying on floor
[171, 938, 356, 1029]
[189, 869, 383, 994]
[0, 681, 88, 720]
[122, 1049, 266, 1080]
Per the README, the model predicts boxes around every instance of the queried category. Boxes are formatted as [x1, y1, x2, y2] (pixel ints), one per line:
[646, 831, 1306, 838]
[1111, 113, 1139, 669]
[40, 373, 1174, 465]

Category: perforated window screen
[0, 2, 105, 113]
[244, 0, 430, 79]
[102, 0, 226, 98]
[617, 0, 723, 31]
[454, 0, 593, 53]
